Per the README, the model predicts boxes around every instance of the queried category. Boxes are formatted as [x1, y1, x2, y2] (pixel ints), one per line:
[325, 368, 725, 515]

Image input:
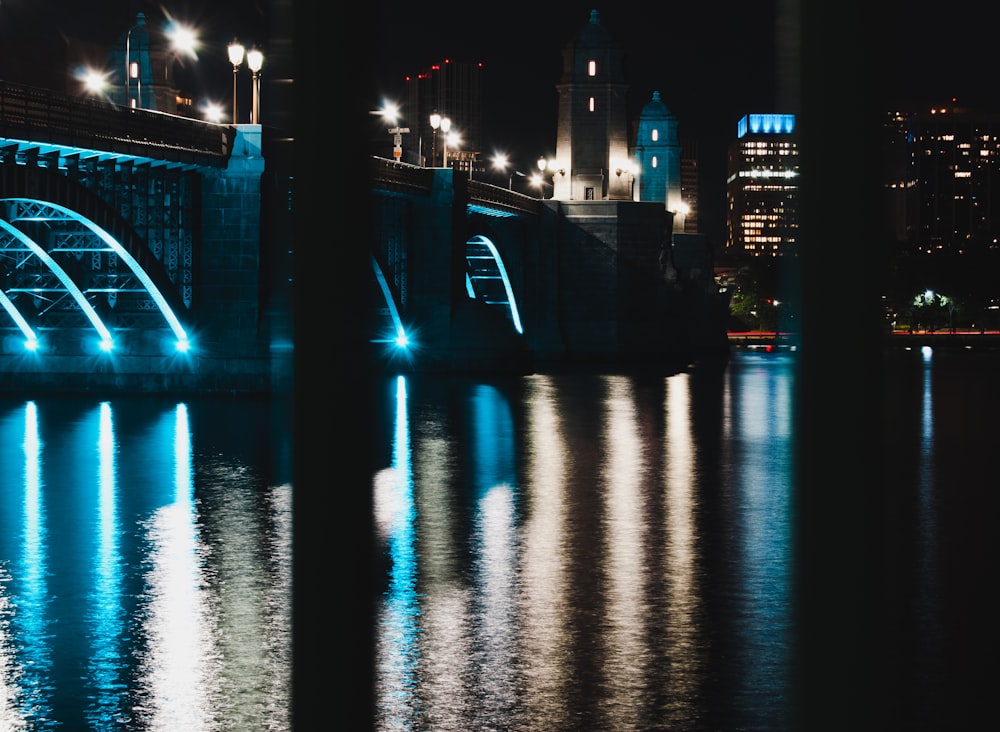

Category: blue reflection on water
[374, 376, 420, 729]
[0, 397, 291, 730]
[9, 401, 54, 729]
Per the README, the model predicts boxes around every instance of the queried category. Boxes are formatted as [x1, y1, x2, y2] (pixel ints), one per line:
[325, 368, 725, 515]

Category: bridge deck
[0, 80, 234, 169]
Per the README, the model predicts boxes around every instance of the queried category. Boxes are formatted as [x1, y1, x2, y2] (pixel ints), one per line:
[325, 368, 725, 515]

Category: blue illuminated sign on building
[737, 114, 796, 138]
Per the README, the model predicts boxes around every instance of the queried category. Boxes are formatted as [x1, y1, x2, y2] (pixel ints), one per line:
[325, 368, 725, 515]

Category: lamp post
[492, 154, 523, 189]
[440, 116, 452, 168]
[247, 48, 263, 124]
[227, 39, 245, 124]
[429, 112, 441, 167]
[124, 12, 148, 109]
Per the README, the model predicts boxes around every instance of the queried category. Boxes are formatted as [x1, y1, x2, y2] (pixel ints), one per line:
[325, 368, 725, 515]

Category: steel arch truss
[465, 234, 523, 334]
[0, 198, 188, 348]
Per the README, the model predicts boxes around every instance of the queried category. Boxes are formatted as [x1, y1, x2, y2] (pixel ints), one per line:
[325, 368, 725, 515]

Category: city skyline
[372, 2, 1000, 248]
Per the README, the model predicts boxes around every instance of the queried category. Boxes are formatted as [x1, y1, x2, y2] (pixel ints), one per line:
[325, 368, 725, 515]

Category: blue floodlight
[99, 338, 114, 352]
[24, 338, 39, 352]
[176, 338, 191, 353]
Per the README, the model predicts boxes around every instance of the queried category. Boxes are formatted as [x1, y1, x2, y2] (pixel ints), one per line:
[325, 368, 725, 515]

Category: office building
[726, 113, 799, 256]
[885, 104, 1000, 254]
[680, 137, 700, 234]
[405, 59, 483, 174]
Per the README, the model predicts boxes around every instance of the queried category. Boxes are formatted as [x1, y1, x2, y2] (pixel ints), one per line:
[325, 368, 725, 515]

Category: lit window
[130, 61, 138, 79]
[652, 129, 659, 142]
[652, 156, 658, 168]
[589, 97, 595, 112]
[588, 60, 596, 77]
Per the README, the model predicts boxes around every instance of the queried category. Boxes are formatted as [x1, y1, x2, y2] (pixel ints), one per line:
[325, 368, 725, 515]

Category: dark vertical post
[792, 0, 891, 728]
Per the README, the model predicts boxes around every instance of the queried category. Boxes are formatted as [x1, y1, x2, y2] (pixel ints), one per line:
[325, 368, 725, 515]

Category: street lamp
[247, 48, 263, 124]
[124, 12, 148, 108]
[440, 116, 452, 168]
[227, 39, 245, 124]
[429, 113, 441, 167]
[492, 153, 523, 189]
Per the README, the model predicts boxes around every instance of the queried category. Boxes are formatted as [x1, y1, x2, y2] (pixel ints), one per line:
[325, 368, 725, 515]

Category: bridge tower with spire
[552, 9, 634, 201]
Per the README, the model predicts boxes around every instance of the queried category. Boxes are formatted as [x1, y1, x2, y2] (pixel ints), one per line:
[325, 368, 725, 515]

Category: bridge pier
[199, 124, 266, 356]
[371, 160, 729, 373]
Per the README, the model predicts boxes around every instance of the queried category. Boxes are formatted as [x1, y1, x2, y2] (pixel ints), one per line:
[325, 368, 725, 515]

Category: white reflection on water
[373, 359, 797, 729]
[519, 375, 571, 723]
[469, 384, 520, 725]
[133, 403, 223, 731]
[598, 375, 650, 728]
[415, 381, 474, 731]
[661, 374, 705, 724]
[0, 564, 22, 731]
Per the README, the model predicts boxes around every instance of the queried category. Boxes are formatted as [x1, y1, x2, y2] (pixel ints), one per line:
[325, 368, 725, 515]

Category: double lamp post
[227, 40, 264, 124]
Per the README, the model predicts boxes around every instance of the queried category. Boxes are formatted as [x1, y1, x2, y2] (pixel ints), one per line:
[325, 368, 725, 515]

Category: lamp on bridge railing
[491, 153, 525, 190]
[227, 39, 245, 124]
[429, 112, 441, 167]
[124, 12, 148, 109]
[440, 116, 452, 167]
[247, 47, 263, 124]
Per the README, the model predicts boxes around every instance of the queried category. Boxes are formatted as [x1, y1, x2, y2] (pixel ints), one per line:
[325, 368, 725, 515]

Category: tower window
[652, 156, 658, 168]
[589, 97, 595, 112]
[588, 60, 596, 77]
[652, 129, 659, 142]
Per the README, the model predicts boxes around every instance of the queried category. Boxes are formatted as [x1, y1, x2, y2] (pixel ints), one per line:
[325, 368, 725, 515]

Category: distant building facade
[679, 138, 700, 234]
[884, 104, 1000, 254]
[404, 59, 483, 175]
[726, 113, 799, 256]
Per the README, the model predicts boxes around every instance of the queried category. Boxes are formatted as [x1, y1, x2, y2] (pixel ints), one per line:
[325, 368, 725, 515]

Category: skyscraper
[405, 59, 483, 174]
[726, 113, 799, 256]
[885, 104, 1000, 254]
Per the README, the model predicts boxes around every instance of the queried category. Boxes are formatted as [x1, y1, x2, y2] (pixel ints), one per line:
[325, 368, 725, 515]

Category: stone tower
[109, 12, 184, 113]
[634, 91, 685, 231]
[552, 10, 632, 201]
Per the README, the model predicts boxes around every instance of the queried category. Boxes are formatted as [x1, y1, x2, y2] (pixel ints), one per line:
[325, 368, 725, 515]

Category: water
[370, 347, 999, 730]
[0, 395, 292, 731]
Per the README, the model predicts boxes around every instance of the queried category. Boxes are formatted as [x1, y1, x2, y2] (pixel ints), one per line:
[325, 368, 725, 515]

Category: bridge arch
[464, 233, 524, 335]
[0, 194, 190, 352]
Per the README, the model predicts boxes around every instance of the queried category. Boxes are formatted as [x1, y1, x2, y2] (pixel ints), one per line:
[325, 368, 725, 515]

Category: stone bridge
[370, 156, 730, 373]
[0, 80, 292, 393]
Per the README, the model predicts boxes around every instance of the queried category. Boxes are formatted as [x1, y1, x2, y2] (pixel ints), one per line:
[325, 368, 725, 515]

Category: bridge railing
[466, 180, 542, 216]
[0, 80, 234, 167]
[371, 156, 543, 215]
[370, 156, 435, 194]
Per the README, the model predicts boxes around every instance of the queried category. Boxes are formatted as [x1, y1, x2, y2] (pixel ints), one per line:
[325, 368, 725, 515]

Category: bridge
[0, 80, 292, 393]
[369, 156, 731, 373]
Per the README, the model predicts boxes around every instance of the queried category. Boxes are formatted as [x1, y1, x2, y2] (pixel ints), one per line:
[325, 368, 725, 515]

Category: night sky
[4, 1, 1000, 246]
[0, 0, 272, 120]
[369, 0, 1000, 247]
[372, 1, 782, 246]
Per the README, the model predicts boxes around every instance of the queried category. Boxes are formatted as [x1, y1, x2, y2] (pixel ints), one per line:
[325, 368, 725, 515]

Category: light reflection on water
[373, 354, 796, 730]
[0, 397, 292, 731]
